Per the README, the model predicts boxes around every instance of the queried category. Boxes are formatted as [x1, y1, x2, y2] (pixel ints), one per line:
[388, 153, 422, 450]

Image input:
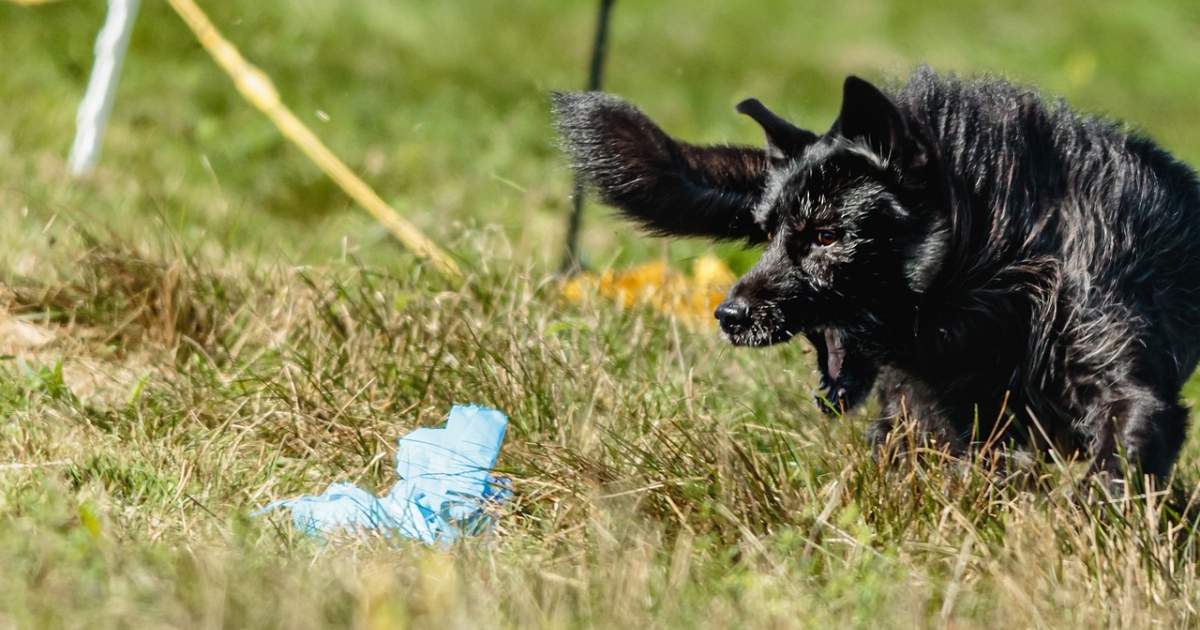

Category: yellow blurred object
[562, 254, 736, 324]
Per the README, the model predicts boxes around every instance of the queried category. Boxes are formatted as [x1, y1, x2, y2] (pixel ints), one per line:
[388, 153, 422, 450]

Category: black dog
[553, 67, 1200, 486]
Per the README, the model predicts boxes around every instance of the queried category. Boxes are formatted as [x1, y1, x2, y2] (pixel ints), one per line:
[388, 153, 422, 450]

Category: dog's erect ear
[735, 98, 818, 163]
[552, 92, 769, 243]
[832, 76, 921, 166]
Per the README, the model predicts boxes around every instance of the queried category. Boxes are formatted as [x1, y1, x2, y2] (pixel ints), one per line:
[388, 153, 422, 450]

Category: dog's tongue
[825, 330, 844, 380]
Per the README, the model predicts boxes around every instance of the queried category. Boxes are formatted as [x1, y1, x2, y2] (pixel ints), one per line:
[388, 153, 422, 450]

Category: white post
[68, 0, 141, 176]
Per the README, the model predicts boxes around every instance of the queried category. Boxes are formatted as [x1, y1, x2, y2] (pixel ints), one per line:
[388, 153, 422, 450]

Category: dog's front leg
[1080, 383, 1188, 495]
[865, 369, 961, 461]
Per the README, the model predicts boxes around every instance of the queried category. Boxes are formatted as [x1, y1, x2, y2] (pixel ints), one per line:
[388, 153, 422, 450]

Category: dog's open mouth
[812, 328, 874, 415]
[824, 329, 846, 383]
[817, 329, 849, 408]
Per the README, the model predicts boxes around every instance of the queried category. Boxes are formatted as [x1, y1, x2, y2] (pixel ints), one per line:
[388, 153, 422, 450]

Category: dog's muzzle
[714, 297, 798, 346]
[714, 299, 751, 335]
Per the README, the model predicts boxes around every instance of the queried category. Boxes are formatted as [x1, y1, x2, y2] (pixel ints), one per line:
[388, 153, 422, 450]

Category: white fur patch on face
[845, 141, 891, 171]
[752, 162, 800, 228]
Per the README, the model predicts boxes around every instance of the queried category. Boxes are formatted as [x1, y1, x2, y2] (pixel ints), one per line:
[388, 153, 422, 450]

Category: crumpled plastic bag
[257, 404, 510, 545]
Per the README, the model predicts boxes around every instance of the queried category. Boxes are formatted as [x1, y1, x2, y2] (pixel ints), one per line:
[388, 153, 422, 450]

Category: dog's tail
[552, 92, 770, 243]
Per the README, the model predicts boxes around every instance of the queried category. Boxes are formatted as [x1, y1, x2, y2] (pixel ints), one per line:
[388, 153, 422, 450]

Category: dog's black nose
[714, 299, 751, 332]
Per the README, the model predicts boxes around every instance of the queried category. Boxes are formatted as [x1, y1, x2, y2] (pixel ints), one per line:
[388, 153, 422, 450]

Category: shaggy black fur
[553, 67, 1200, 486]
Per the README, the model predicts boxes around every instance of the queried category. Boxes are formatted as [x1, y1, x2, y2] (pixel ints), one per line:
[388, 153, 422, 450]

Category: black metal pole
[561, 0, 616, 274]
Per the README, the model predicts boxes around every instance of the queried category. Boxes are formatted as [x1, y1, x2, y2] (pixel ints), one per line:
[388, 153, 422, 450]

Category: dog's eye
[815, 229, 840, 246]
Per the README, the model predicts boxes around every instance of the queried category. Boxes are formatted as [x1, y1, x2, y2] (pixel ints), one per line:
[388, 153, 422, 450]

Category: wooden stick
[164, 0, 462, 282]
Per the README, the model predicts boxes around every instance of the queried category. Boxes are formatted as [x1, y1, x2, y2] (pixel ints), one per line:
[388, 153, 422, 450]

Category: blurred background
[3, 0, 1200, 271]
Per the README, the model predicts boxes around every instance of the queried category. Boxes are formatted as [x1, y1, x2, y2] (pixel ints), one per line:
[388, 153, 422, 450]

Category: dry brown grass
[1, 230, 1198, 628]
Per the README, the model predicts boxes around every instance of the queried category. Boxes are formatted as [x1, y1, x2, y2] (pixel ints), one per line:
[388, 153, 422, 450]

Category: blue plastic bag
[257, 404, 510, 545]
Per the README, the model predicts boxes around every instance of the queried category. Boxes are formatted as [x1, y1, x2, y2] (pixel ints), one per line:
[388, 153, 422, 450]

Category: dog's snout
[714, 299, 751, 332]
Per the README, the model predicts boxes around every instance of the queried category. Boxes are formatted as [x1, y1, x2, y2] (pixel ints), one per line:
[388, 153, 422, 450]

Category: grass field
[4, 0, 1200, 627]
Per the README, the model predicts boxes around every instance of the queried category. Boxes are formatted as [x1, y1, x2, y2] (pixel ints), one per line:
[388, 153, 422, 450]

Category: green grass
[4, 0, 1200, 627]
